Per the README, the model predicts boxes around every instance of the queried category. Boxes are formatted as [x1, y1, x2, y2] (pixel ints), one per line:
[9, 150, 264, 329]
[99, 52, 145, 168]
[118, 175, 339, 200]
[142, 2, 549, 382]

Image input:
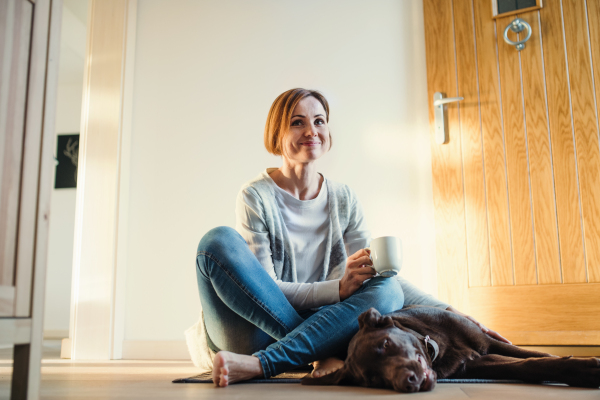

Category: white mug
[366, 236, 402, 277]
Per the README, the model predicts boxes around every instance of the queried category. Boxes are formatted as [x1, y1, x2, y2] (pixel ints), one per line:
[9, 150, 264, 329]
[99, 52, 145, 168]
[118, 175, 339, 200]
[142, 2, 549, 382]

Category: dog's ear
[301, 366, 354, 386]
[392, 319, 405, 330]
[358, 308, 381, 329]
[378, 316, 394, 329]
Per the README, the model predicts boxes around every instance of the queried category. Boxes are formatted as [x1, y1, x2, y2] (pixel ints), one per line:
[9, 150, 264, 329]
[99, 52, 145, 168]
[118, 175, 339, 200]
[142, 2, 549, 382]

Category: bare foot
[311, 357, 344, 378]
[212, 351, 263, 387]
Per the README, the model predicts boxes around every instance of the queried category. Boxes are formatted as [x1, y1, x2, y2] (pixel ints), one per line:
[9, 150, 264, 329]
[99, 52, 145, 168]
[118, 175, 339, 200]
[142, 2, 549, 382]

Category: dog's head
[302, 308, 436, 393]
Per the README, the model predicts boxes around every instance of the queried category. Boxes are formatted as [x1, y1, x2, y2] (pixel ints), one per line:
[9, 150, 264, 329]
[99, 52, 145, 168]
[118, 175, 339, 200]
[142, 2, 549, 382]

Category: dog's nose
[403, 371, 419, 393]
[407, 372, 417, 384]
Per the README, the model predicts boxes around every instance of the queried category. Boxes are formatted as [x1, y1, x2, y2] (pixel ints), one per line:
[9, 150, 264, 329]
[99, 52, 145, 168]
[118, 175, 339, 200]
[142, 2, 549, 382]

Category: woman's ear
[301, 366, 354, 386]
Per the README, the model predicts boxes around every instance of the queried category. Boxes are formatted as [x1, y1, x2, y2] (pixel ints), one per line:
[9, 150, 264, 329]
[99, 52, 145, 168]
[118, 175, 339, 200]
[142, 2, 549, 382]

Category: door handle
[503, 18, 532, 51]
[433, 97, 464, 107]
[433, 92, 463, 144]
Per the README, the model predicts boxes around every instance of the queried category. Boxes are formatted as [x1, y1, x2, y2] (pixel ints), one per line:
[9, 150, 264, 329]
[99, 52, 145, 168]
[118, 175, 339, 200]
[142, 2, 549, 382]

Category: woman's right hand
[339, 249, 377, 301]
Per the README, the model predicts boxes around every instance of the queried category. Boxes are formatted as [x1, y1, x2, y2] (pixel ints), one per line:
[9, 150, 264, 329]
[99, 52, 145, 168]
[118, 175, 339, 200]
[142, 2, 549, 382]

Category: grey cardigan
[240, 169, 357, 284]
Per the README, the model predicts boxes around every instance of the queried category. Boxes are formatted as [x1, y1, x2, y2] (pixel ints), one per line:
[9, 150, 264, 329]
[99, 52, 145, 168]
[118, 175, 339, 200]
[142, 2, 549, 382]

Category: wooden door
[423, 0, 600, 345]
[0, 0, 33, 317]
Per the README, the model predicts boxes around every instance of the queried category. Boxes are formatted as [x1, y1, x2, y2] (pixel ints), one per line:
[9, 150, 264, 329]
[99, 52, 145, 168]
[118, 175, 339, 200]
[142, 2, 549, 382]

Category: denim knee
[196, 226, 245, 276]
[197, 226, 242, 254]
[361, 277, 404, 314]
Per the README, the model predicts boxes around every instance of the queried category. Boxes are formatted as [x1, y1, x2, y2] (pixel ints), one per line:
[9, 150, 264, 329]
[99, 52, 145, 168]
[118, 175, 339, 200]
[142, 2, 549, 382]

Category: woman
[192, 88, 508, 387]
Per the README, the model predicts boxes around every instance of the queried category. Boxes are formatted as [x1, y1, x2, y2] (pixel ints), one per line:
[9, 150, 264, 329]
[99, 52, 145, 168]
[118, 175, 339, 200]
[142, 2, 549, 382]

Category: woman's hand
[339, 249, 376, 301]
[446, 305, 512, 344]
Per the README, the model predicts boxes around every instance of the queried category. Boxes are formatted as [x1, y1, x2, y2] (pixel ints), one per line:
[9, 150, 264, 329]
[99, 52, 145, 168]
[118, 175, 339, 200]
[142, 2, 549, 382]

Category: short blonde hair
[264, 88, 332, 156]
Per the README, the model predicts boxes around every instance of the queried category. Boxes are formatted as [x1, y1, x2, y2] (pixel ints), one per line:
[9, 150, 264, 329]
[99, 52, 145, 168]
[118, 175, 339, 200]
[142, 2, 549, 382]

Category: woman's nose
[305, 125, 318, 136]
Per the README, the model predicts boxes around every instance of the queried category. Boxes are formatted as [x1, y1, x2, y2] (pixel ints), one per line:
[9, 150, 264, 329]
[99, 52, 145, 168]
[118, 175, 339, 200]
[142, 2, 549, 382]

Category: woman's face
[282, 96, 330, 164]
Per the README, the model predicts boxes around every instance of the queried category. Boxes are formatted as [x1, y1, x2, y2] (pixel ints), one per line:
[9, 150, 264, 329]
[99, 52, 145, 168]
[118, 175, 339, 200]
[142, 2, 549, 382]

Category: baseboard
[121, 340, 191, 360]
[61, 338, 71, 359]
[520, 346, 600, 357]
[44, 329, 69, 339]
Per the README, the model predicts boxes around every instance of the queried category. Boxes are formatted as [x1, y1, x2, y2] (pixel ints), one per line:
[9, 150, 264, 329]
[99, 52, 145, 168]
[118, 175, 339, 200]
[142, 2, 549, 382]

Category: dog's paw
[563, 357, 600, 388]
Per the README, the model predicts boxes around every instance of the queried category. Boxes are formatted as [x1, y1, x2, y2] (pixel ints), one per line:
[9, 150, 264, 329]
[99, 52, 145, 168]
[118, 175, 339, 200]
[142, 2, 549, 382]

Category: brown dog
[301, 306, 600, 392]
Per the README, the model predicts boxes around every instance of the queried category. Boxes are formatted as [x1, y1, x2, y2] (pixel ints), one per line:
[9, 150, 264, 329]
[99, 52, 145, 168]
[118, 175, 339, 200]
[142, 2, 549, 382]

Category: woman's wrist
[339, 281, 347, 301]
[339, 280, 352, 301]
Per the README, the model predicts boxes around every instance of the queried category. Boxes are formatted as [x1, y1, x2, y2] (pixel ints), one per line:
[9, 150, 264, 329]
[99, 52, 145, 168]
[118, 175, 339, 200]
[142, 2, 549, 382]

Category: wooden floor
[1, 341, 599, 399]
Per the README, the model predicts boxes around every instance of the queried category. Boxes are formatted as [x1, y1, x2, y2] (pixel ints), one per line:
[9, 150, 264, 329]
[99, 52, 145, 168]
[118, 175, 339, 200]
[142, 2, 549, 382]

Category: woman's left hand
[445, 305, 512, 344]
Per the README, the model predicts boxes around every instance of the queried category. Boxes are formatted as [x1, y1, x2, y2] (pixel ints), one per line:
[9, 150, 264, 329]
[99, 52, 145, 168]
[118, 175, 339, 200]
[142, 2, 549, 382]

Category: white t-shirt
[271, 179, 329, 284]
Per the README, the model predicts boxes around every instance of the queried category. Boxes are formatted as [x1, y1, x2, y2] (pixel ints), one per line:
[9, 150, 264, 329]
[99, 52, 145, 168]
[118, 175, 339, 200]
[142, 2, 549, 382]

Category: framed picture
[54, 134, 79, 189]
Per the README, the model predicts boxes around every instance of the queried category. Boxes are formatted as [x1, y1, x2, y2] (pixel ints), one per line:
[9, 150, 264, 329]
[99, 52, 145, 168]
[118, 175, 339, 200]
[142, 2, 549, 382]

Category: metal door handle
[433, 97, 464, 107]
[504, 18, 532, 51]
[433, 92, 463, 144]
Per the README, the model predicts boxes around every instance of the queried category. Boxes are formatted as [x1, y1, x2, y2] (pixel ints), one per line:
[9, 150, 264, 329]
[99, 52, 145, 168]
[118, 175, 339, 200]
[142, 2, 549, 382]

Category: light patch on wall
[361, 123, 424, 168]
[363, 125, 405, 159]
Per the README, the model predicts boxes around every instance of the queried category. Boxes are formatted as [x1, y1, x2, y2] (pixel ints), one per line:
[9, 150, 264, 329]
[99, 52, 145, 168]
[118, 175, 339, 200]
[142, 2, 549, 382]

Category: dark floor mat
[173, 371, 559, 385]
[173, 371, 308, 383]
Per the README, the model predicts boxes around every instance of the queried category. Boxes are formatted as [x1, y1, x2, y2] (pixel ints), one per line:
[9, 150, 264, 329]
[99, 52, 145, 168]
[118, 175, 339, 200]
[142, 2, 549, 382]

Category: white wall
[44, 83, 80, 336]
[44, 1, 87, 337]
[124, 0, 436, 345]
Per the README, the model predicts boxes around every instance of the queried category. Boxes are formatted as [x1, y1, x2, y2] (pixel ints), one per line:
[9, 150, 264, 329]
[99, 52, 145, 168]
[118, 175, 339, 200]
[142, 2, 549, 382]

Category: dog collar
[423, 335, 439, 363]
[404, 328, 440, 363]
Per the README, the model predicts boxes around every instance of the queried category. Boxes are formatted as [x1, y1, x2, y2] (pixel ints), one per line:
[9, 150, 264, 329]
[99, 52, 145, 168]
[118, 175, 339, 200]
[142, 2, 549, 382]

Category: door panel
[0, 0, 33, 317]
[561, 0, 600, 283]
[497, 13, 536, 286]
[519, 13, 562, 285]
[424, 0, 600, 345]
[540, 0, 586, 284]
[473, 0, 513, 289]
[589, 3, 600, 199]
[469, 283, 600, 344]
[453, 0, 491, 289]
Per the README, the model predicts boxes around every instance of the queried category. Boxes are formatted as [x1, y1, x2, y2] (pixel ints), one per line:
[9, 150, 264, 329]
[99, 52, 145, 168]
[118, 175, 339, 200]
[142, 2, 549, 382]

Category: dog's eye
[383, 339, 389, 349]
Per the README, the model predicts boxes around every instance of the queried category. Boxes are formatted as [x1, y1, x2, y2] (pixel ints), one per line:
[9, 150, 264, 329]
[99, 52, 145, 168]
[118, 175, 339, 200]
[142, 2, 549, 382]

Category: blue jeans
[196, 226, 405, 378]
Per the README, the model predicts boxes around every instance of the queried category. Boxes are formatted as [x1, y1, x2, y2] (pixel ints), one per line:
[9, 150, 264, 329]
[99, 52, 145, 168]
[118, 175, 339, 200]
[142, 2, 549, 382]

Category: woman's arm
[235, 188, 340, 309]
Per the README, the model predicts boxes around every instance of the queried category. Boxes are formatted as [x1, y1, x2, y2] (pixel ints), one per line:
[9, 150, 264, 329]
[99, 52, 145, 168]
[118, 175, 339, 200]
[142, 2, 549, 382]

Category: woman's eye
[315, 119, 325, 125]
[291, 120, 302, 126]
